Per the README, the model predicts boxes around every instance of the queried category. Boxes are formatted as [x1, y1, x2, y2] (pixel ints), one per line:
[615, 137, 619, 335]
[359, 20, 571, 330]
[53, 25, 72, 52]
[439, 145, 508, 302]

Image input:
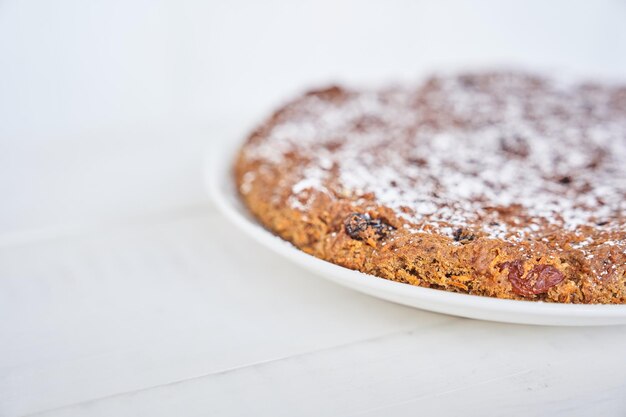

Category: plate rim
[207, 137, 626, 326]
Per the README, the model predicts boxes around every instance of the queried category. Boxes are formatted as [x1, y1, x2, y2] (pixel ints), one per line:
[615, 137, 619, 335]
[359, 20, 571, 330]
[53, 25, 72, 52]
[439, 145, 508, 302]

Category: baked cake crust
[234, 72, 626, 304]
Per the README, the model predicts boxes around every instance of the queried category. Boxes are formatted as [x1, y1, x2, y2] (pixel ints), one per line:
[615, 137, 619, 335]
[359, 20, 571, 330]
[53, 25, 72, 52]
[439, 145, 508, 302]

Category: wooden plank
[31, 319, 626, 417]
[0, 208, 437, 416]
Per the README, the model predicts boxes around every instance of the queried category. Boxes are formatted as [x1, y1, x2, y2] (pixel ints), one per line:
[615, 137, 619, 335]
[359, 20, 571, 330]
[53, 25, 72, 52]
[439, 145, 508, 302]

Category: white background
[1, 1, 626, 416]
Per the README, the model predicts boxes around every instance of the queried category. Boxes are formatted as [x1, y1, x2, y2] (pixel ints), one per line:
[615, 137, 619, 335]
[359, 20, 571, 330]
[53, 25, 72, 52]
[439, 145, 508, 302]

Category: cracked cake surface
[234, 72, 626, 304]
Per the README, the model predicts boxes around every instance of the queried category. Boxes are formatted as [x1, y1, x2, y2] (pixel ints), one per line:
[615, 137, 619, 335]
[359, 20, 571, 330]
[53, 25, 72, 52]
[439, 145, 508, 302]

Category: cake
[234, 72, 626, 304]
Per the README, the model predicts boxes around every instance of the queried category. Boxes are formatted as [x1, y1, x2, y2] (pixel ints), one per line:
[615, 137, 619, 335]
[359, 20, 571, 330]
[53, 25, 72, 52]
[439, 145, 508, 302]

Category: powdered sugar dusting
[241, 73, 626, 253]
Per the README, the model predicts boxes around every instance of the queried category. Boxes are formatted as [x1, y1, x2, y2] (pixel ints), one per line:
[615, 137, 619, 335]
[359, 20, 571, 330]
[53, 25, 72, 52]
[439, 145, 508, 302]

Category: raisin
[524, 265, 566, 294]
[344, 213, 394, 241]
[499, 260, 525, 292]
[500, 261, 565, 297]
[452, 228, 475, 243]
[344, 213, 369, 238]
[558, 176, 572, 185]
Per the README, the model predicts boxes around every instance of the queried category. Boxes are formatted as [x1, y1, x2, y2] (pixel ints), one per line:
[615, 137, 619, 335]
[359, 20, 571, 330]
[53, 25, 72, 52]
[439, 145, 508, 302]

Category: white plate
[207, 139, 626, 326]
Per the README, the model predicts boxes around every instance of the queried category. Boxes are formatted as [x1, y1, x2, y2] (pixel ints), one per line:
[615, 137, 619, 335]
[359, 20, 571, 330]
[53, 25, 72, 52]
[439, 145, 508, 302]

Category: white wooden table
[2, 127, 626, 417]
[2, 1, 626, 415]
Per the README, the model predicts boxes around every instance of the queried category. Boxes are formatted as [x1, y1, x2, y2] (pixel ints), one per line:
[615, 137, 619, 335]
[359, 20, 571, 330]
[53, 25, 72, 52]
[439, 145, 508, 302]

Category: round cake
[234, 72, 626, 304]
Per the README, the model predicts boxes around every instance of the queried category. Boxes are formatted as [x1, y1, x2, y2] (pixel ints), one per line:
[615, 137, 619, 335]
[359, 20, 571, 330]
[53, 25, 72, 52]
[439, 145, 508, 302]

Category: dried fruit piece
[500, 261, 565, 297]
[499, 260, 525, 293]
[452, 228, 475, 243]
[523, 265, 566, 295]
[344, 213, 369, 239]
[558, 176, 573, 185]
[344, 213, 394, 242]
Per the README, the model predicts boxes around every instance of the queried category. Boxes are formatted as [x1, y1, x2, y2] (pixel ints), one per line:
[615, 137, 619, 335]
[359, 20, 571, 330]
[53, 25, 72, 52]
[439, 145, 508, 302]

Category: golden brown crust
[234, 72, 626, 304]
